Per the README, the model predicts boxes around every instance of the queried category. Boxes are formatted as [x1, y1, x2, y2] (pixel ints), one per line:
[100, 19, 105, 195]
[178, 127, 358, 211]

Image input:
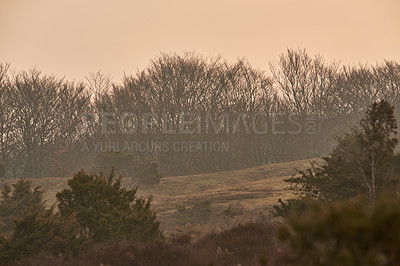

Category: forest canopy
[0, 49, 399, 178]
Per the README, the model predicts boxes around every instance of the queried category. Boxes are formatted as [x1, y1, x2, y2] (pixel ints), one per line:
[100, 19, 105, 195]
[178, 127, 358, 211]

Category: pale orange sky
[0, 0, 399, 81]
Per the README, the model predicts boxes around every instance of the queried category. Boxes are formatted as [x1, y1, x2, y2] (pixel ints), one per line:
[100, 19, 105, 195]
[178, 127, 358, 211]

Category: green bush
[272, 198, 309, 218]
[277, 100, 400, 213]
[220, 204, 244, 218]
[0, 180, 86, 264]
[278, 194, 400, 265]
[94, 151, 162, 185]
[134, 158, 163, 186]
[0, 209, 85, 263]
[0, 170, 162, 264]
[56, 169, 162, 242]
[0, 179, 45, 236]
[13, 221, 281, 266]
[175, 200, 212, 225]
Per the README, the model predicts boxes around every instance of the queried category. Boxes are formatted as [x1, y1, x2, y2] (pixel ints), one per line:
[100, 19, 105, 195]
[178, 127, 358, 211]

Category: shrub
[0, 208, 85, 263]
[175, 200, 212, 225]
[272, 198, 309, 218]
[95, 151, 162, 185]
[134, 158, 163, 186]
[196, 222, 279, 265]
[278, 194, 400, 265]
[0, 179, 45, 236]
[220, 204, 244, 218]
[0, 210, 56, 263]
[0, 169, 163, 264]
[56, 169, 162, 243]
[278, 100, 400, 211]
[13, 222, 282, 266]
[0, 180, 85, 264]
[0, 162, 5, 178]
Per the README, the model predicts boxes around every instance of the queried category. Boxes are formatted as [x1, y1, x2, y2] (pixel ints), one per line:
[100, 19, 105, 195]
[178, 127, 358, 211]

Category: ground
[0, 159, 316, 237]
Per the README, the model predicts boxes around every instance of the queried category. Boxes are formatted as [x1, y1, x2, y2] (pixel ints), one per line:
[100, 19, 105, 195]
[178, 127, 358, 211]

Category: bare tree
[7, 69, 90, 177]
[0, 63, 14, 175]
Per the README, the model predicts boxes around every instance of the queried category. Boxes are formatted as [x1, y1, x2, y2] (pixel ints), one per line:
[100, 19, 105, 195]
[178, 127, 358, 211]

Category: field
[0, 159, 316, 236]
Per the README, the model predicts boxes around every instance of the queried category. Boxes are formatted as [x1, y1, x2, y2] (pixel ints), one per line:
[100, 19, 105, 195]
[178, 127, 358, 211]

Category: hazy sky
[0, 0, 399, 81]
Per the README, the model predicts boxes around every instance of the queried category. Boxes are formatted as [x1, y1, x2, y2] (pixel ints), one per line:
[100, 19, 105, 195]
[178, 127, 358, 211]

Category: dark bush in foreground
[278, 194, 400, 265]
[0, 180, 85, 264]
[196, 222, 280, 265]
[0, 209, 84, 264]
[0, 170, 162, 264]
[0, 179, 45, 236]
[10, 222, 283, 266]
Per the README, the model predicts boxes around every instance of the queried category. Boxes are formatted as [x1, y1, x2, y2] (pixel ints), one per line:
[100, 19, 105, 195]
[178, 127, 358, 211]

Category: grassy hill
[0, 159, 316, 236]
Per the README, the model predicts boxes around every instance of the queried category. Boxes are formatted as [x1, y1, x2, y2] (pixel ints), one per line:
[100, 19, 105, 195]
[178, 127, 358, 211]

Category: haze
[0, 0, 399, 81]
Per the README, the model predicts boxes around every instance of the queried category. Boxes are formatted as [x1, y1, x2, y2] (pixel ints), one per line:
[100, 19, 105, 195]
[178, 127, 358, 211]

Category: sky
[0, 0, 399, 81]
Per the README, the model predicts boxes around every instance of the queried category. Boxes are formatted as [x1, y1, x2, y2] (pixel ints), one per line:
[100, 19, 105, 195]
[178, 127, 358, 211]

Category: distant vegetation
[1, 50, 400, 264]
[2, 101, 400, 264]
[174, 200, 212, 225]
[274, 100, 400, 216]
[94, 151, 163, 185]
[0, 163, 5, 178]
[0, 49, 399, 178]
[0, 171, 161, 264]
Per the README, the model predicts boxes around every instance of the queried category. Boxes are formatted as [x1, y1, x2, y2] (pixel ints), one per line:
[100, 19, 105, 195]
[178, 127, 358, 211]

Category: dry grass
[137, 159, 315, 233]
[0, 159, 317, 235]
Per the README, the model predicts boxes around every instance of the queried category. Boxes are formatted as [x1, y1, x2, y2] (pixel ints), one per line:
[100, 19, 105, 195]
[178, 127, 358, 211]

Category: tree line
[0, 49, 400, 178]
[1, 100, 400, 265]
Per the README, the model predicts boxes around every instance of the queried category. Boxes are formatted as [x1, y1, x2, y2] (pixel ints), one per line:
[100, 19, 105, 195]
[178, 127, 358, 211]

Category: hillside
[138, 159, 313, 216]
[0, 159, 316, 234]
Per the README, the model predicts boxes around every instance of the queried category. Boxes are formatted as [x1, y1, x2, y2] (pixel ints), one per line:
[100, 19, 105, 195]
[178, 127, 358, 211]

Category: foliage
[5, 69, 90, 178]
[0, 162, 5, 178]
[196, 222, 277, 265]
[0, 208, 84, 263]
[0, 179, 45, 236]
[134, 158, 163, 186]
[272, 198, 309, 218]
[56, 169, 162, 242]
[95, 151, 162, 185]
[175, 200, 212, 225]
[285, 156, 368, 202]
[1, 52, 400, 178]
[11, 222, 282, 266]
[277, 100, 400, 212]
[0, 180, 85, 264]
[94, 151, 134, 177]
[220, 204, 244, 218]
[278, 193, 400, 265]
[0, 170, 162, 264]
[356, 99, 398, 204]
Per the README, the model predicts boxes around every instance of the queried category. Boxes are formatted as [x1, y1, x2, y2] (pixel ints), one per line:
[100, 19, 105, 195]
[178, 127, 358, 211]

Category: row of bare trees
[0, 65, 90, 177]
[1, 49, 400, 178]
